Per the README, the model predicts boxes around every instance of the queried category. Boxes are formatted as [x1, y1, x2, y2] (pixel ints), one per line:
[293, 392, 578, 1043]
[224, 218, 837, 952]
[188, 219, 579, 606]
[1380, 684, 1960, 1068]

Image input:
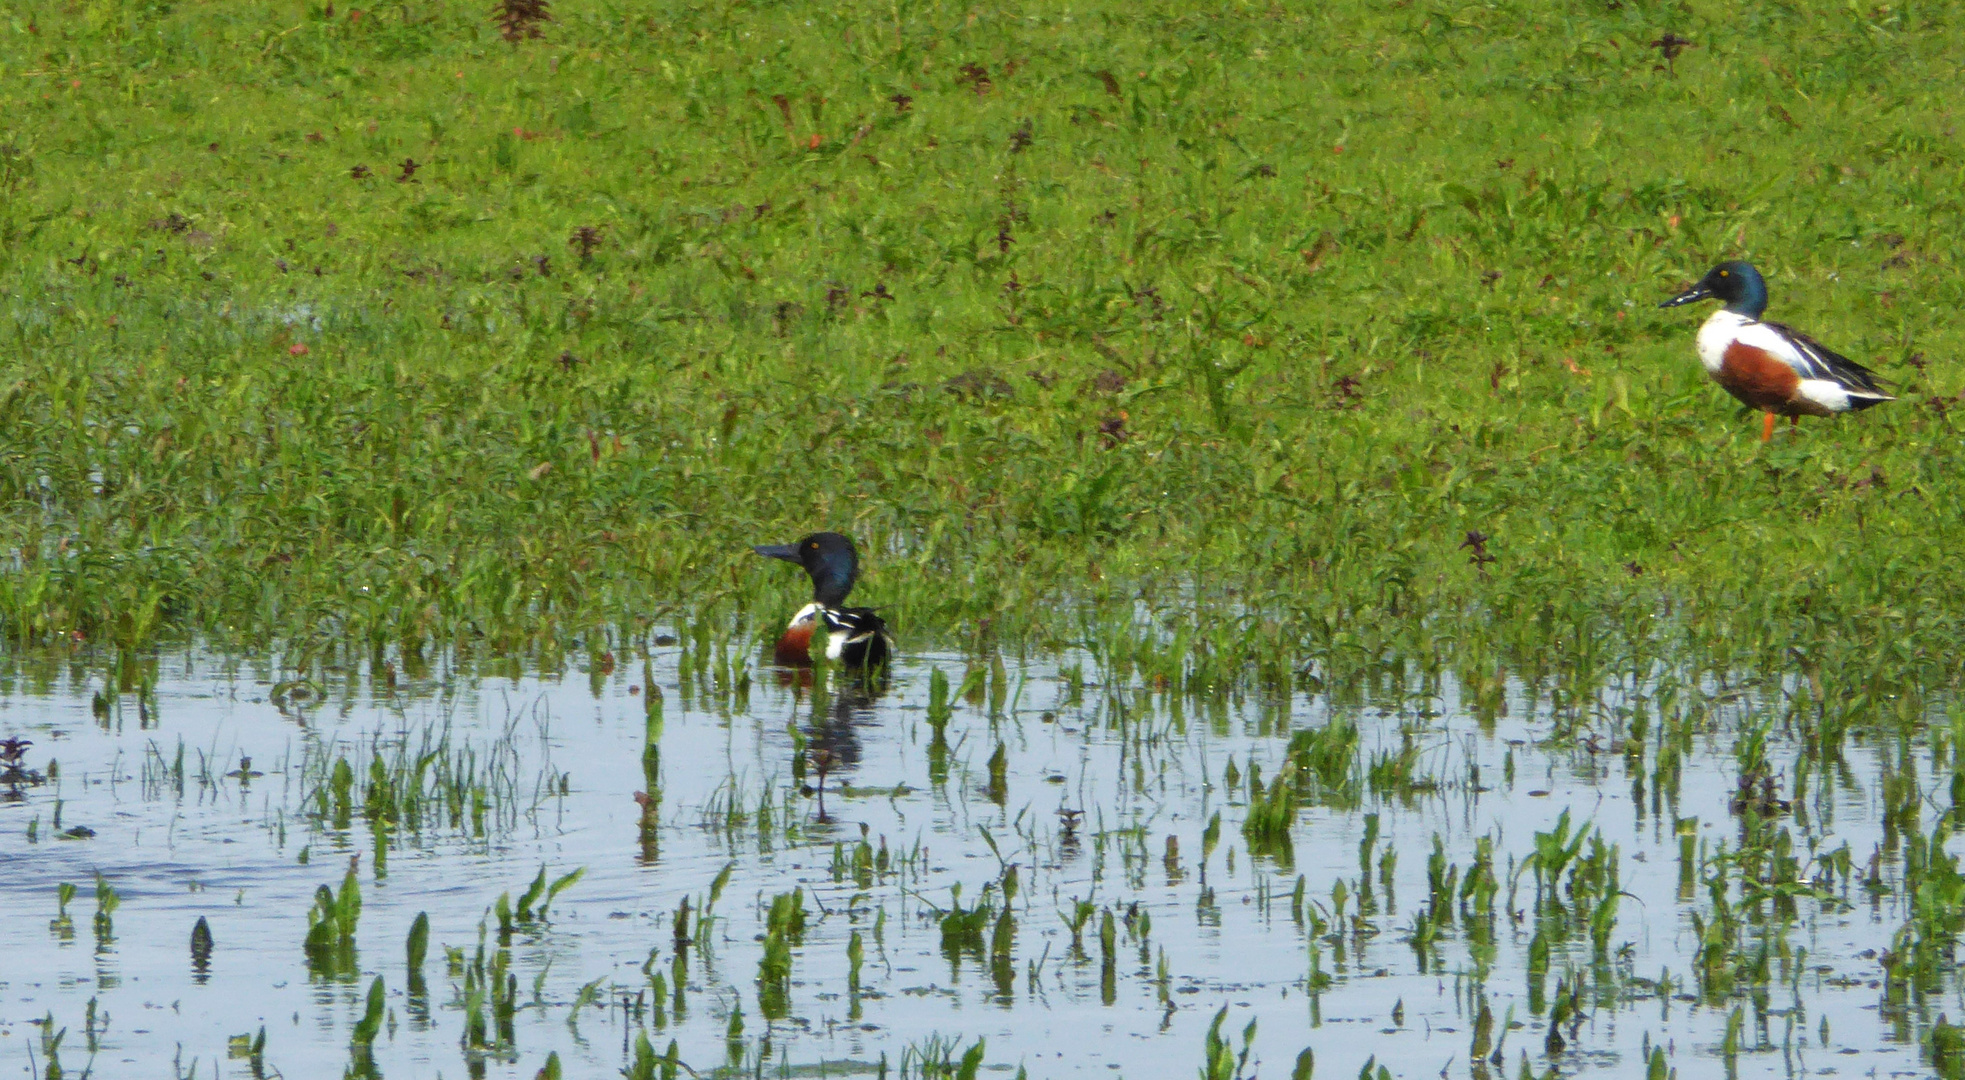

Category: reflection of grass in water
[302, 859, 362, 982]
[894, 1035, 988, 1080]
[11, 642, 1965, 1078]
[12, 649, 1952, 1078]
[698, 772, 812, 852]
[1239, 766, 1295, 867]
[294, 714, 559, 846]
[756, 889, 806, 1021]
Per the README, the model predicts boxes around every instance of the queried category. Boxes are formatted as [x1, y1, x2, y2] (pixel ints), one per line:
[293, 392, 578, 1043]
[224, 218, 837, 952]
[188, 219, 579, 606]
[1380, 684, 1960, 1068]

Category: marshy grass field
[4, 1, 1965, 1078]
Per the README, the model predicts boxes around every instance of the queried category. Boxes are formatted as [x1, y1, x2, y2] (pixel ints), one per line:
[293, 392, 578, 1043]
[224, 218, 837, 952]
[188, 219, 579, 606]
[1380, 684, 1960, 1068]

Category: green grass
[1, 1, 1961, 708]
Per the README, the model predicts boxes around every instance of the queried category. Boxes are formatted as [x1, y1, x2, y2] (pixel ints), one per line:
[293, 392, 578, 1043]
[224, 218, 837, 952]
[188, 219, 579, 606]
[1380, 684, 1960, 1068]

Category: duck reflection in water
[773, 665, 888, 823]
[783, 667, 888, 767]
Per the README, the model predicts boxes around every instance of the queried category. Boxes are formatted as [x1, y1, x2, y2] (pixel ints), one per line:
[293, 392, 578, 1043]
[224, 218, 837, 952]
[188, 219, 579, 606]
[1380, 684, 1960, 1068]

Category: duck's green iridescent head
[1660, 261, 1768, 319]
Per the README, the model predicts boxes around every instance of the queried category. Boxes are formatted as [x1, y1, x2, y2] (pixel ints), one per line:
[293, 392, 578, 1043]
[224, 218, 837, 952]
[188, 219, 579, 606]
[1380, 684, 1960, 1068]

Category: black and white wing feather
[1761, 320, 1891, 397]
[820, 606, 892, 667]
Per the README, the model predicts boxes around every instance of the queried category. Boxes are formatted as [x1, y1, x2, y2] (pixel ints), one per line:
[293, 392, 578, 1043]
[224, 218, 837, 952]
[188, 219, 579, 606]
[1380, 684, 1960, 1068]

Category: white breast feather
[1694, 310, 1754, 374]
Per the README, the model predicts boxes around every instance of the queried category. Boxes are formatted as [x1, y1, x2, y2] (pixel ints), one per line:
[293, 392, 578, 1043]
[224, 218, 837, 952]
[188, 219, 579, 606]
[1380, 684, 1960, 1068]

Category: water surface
[0, 646, 1931, 1079]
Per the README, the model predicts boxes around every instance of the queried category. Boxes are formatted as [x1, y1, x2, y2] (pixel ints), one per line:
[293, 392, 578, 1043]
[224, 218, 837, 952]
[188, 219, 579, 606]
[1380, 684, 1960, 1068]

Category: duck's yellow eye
[1719, 270, 1729, 276]
[808, 542, 818, 549]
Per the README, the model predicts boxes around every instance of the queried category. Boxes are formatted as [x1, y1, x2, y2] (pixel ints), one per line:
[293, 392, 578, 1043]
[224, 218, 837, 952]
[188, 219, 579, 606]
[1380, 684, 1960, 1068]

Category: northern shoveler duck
[1660, 261, 1893, 441]
[752, 532, 891, 668]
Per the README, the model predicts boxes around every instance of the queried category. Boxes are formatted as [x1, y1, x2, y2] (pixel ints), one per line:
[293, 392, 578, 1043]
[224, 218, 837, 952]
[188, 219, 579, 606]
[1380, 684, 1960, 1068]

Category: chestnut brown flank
[1715, 342, 1808, 414]
[774, 621, 815, 665]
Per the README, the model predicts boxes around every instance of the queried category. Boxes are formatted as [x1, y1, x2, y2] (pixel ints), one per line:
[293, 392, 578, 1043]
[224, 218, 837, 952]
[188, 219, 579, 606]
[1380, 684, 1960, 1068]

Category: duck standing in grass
[752, 531, 891, 668]
[1660, 261, 1893, 441]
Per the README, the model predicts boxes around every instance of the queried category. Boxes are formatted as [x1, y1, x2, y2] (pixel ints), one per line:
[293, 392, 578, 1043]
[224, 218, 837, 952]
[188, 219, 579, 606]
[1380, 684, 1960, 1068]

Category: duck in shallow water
[752, 531, 891, 668]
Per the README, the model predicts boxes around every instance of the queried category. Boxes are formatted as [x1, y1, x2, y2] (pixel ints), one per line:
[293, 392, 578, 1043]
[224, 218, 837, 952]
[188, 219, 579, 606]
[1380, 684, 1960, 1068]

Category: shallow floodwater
[0, 645, 1935, 1079]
